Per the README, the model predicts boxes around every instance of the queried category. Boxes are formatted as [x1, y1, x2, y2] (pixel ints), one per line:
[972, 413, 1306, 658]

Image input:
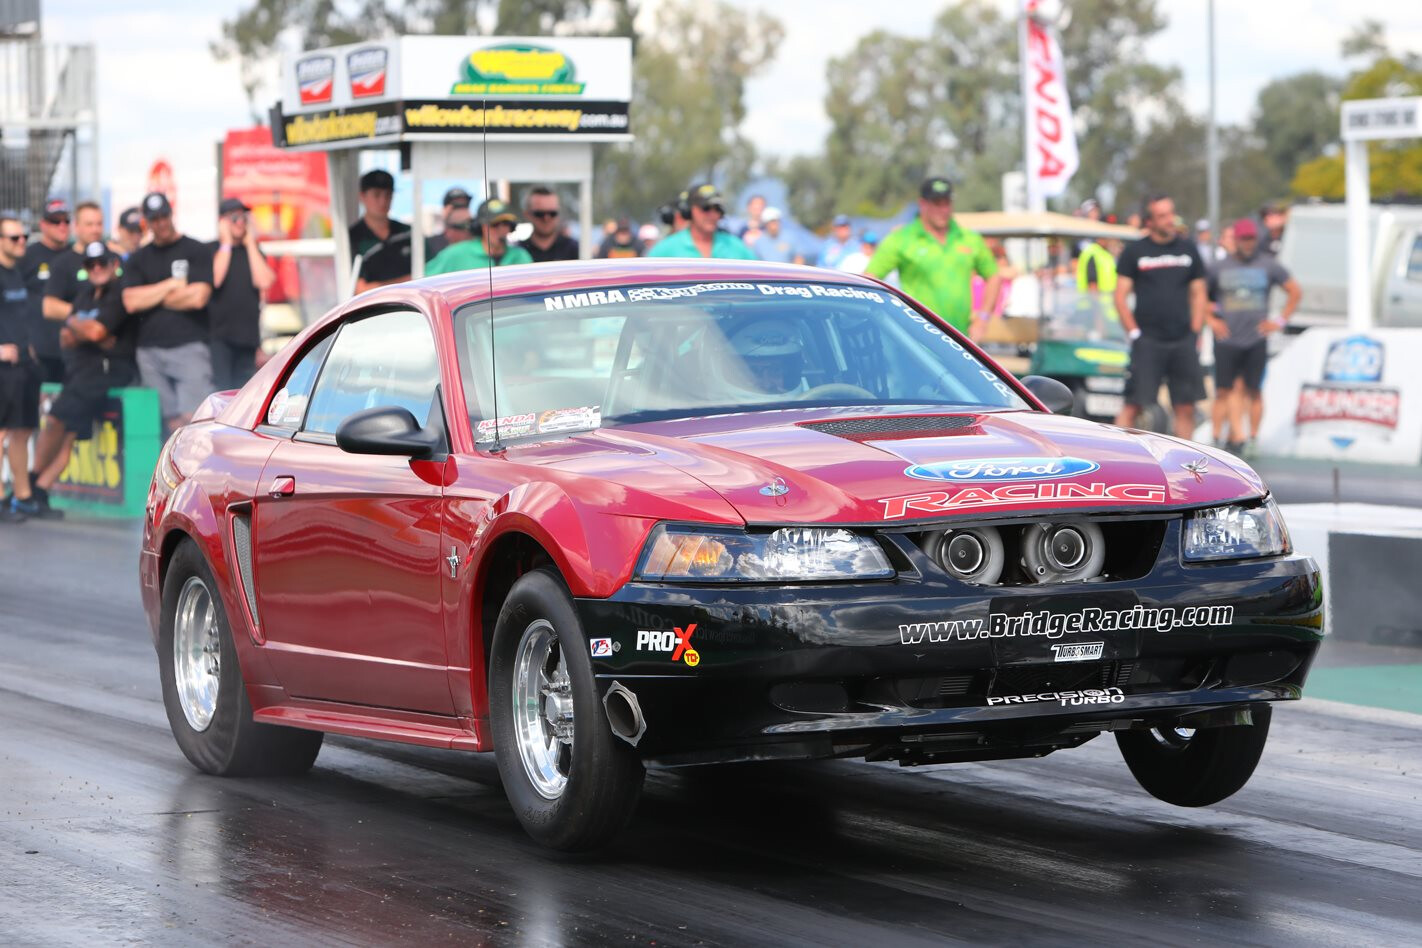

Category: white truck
[1278, 203, 1422, 329]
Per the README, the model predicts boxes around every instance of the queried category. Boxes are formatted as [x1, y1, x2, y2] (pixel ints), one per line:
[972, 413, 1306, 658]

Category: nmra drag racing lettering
[881, 481, 1166, 519]
[898, 605, 1235, 645]
[635, 624, 700, 667]
[988, 687, 1124, 708]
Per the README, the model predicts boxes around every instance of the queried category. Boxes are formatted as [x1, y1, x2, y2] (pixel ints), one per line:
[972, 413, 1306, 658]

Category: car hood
[508, 408, 1267, 525]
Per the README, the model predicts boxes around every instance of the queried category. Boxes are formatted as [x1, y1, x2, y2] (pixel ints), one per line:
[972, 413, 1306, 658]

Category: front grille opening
[907, 518, 1168, 587]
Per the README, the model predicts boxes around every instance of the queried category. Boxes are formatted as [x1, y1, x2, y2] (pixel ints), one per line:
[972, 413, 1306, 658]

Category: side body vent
[231, 511, 261, 640]
[799, 414, 980, 441]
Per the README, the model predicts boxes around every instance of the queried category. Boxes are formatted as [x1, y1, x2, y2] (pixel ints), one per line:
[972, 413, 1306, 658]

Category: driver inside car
[727, 319, 810, 397]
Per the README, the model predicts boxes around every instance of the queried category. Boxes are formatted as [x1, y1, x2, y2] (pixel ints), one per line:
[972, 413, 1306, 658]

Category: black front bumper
[578, 521, 1323, 767]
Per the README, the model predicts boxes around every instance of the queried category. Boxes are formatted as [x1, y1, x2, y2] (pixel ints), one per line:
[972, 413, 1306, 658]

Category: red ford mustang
[141, 259, 1322, 850]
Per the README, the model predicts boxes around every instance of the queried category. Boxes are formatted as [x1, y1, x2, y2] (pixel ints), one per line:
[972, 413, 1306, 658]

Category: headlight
[636, 524, 895, 582]
[1183, 499, 1290, 561]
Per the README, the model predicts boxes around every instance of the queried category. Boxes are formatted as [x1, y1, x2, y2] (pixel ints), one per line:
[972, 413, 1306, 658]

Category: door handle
[267, 476, 296, 498]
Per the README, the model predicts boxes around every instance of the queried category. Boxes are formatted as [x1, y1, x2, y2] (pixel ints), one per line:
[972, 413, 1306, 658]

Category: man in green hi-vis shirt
[866, 176, 1000, 341]
[426, 198, 533, 275]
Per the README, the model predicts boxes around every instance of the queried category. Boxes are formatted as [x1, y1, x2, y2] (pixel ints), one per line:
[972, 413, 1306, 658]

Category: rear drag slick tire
[159, 540, 323, 777]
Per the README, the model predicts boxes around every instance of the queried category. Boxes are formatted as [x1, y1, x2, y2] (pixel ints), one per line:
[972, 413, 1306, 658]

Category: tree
[592, 1, 783, 218]
[1251, 72, 1342, 187]
[1291, 24, 1422, 201]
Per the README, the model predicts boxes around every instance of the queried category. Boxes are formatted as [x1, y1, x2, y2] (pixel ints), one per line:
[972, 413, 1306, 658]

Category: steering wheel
[797, 383, 876, 401]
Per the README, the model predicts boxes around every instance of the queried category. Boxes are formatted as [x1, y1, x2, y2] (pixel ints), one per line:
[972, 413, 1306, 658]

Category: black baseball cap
[920, 176, 954, 200]
[142, 192, 173, 220]
[359, 169, 395, 192]
[442, 187, 472, 208]
[118, 207, 143, 233]
[43, 198, 71, 223]
[477, 198, 517, 227]
[82, 240, 115, 265]
[687, 183, 725, 212]
[218, 197, 250, 216]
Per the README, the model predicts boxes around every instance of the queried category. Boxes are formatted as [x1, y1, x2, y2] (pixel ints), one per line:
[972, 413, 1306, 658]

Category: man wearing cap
[835, 230, 879, 274]
[30, 240, 137, 509]
[210, 198, 275, 390]
[424, 187, 471, 261]
[817, 215, 855, 269]
[753, 208, 803, 265]
[866, 176, 1000, 341]
[349, 169, 410, 293]
[597, 218, 643, 258]
[20, 199, 74, 385]
[114, 207, 144, 259]
[520, 186, 580, 263]
[1207, 217, 1300, 455]
[42, 201, 107, 332]
[426, 198, 533, 275]
[122, 192, 216, 435]
[0, 214, 42, 521]
[648, 184, 756, 260]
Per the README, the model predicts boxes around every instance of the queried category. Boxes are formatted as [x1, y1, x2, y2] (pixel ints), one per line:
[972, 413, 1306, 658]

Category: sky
[34, 0, 1422, 239]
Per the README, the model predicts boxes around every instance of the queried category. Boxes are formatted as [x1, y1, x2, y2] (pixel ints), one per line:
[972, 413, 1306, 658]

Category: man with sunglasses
[647, 184, 755, 260]
[426, 198, 533, 275]
[423, 187, 471, 262]
[519, 186, 580, 263]
[210, 198, 275, 390]
[0, 215, 42, 522]
[30, 241, 138, 513]
[20, 199, 74, 385]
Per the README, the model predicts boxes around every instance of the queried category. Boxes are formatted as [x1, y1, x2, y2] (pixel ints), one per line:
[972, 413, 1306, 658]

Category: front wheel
[159, 539, 323, 776]
[489, 568, 644, 851]
[1115, 705, 1271, 807]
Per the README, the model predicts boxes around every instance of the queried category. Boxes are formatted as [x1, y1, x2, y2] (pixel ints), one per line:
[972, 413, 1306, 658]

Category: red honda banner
[1022, 1, 1079, 206]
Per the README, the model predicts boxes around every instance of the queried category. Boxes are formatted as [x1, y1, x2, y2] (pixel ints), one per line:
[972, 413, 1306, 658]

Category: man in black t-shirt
[19, 198, 73, 385]
[424, 186, 471, 261]
[1113, 193, 1208, 439]
[32, 241, 137, 507]
[349, 169, 411, 293]
[0, 215, 44, 522]
[519, 186, 580, 262]
[43, 201, 107, 335]
[122, 192, 215, 434]
[210, 198, 275, 390]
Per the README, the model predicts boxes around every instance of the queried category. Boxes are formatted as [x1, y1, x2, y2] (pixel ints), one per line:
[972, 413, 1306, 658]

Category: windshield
[454, 280, 1028, 441]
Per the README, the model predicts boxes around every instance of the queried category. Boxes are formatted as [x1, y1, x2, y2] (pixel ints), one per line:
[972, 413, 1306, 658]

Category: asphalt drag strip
[2, 518, 1421, 945]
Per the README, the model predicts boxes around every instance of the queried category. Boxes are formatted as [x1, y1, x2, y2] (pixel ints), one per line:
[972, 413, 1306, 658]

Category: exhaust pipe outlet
[603, 681, 646, 747]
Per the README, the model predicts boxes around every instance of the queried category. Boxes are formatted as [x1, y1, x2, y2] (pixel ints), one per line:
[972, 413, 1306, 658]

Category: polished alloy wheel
[513, 618, 574, 800]
[173, 576, 221, 732]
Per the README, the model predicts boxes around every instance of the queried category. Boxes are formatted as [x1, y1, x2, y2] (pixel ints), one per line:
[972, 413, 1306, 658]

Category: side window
[264, 334, 333, 431]
[1407, 235, 1422, 283]
[303, 310, 440, 435]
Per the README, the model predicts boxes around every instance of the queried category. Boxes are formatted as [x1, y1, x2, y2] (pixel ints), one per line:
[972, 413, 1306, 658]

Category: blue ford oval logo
[904, 457, 1100, 482]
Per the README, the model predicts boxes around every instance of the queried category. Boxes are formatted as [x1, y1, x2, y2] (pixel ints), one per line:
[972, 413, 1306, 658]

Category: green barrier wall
[39, 384, 162, 518]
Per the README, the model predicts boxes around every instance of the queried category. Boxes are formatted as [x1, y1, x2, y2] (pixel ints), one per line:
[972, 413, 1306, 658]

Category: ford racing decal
[880, 481, 1166, 519]
[904, 456, 1099, 483]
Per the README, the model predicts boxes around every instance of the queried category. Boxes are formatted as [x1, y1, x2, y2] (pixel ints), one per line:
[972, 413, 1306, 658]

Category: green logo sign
[452, 44, 586, 96]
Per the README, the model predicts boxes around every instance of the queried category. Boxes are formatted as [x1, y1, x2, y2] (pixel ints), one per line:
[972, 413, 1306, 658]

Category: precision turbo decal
[988, 687, 1125, 708]
[898, 604, 1234, 644]
[880, 481, 1167, 519]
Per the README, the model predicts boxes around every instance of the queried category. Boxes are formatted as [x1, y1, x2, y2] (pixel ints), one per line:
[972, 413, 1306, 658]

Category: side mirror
[1020, 375, 1075, 415]
[335, 406, 441, 458]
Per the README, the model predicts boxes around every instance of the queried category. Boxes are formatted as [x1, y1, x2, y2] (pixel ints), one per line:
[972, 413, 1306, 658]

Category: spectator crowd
[0, 165, 1300, 523]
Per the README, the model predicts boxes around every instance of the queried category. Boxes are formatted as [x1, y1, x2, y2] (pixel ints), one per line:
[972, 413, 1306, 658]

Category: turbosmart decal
[880, 482, 1167, 519]
[897, 605, 1234, 644]
[904, 457, 1099, 483]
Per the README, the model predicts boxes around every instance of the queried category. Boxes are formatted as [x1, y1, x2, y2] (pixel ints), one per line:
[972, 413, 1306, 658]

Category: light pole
[1206, 0, 1220, 247]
